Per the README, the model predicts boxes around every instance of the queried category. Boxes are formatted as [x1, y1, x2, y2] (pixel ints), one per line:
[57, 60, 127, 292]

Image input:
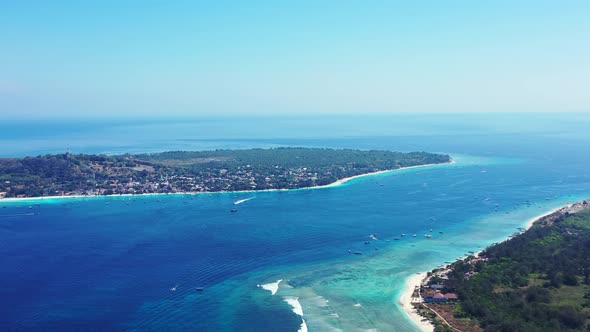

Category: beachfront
[0, 160, 454, 203]
[402, 200, 590, 331]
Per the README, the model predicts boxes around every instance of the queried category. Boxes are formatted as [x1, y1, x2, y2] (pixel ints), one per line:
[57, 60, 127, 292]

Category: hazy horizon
[2, 1, 589, 119]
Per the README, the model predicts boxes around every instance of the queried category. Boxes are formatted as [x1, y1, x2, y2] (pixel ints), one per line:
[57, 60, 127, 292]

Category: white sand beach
[523, 204, 572, 230]
[399, 273, 434, 332]
[322, 160, 455, 188]
[0, 160, 454, 203]
[400, 201, 587, 331]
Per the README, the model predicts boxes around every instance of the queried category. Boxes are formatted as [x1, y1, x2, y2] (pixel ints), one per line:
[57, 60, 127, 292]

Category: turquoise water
[1, 115, 590, 331]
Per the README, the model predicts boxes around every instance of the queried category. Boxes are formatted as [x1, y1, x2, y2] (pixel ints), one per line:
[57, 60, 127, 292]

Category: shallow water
[1, 115, 590, 331]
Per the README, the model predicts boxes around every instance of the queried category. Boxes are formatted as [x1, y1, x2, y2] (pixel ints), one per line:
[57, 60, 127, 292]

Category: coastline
[399, 273, 434, 332]
[522, 203, 576, 230]
[0, 160, 454, 203]
[401, 200, 589, 331]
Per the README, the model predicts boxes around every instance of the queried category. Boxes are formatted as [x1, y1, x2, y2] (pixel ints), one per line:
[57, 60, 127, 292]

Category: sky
[1, 0, 589, 119]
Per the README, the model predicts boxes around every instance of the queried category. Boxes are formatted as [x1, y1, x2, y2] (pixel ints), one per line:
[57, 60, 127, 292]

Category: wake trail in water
[233, 197, 255, 205]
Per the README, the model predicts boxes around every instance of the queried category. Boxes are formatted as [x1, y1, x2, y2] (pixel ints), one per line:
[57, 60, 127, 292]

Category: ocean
[1, 113, 590, 331]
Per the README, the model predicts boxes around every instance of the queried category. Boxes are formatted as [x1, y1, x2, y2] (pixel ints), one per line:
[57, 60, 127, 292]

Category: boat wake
[233, 197, 255, 205]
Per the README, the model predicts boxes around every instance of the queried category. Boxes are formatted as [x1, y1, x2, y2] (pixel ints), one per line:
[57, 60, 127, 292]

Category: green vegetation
[0, 148, 450, 198]
[438, 204, 590, 331]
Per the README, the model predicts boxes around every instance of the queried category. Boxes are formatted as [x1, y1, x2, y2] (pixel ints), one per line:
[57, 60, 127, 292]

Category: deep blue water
[1, 114, 590, 331]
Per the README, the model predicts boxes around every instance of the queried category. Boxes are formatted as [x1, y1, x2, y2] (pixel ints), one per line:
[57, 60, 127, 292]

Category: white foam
[233, 197, 255, 205]
[283, 296, 303, 316]
[283, 296, 307, 332]
[300, 319, 308, 332]
[309, 295, 329, 307]
[259, 279, 282, 295]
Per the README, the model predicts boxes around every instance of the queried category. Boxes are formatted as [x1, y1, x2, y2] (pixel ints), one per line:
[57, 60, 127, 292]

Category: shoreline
[400, 200, 589, 331]
[399, 273, 434, 332]
[522, 204, 575, 230]
[0, 160, 454, 203]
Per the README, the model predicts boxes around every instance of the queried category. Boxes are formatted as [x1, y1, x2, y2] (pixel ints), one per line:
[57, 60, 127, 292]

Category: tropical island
[413, 201, 590, 332]
[0, 148, 450, 199]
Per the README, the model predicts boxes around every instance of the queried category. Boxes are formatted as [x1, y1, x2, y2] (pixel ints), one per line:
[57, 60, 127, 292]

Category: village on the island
[411, 255, 488, 331]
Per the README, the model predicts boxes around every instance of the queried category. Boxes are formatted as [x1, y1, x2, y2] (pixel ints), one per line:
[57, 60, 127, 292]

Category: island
[0, 148, 450, 199]
[413, 201, 590, 331]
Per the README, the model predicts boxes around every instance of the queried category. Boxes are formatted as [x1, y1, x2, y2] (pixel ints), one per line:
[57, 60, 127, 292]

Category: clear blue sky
[1, 0, 589, 119]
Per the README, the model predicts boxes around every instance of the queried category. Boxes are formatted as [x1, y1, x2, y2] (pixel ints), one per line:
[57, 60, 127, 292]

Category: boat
[354, 251, 363, 255]
[170, 285, 178, 292]
[413, 234, 417, 237]
[424, 234, 432, 238]
[230, 209, 238, 213]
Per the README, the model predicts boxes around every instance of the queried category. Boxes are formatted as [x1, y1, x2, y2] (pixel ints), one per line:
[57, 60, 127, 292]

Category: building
[424, 292, 447, 303]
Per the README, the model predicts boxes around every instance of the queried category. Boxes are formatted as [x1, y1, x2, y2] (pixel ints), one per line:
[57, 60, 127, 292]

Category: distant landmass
[0, 148, 450, 199]
[416, 201, 590, 331]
